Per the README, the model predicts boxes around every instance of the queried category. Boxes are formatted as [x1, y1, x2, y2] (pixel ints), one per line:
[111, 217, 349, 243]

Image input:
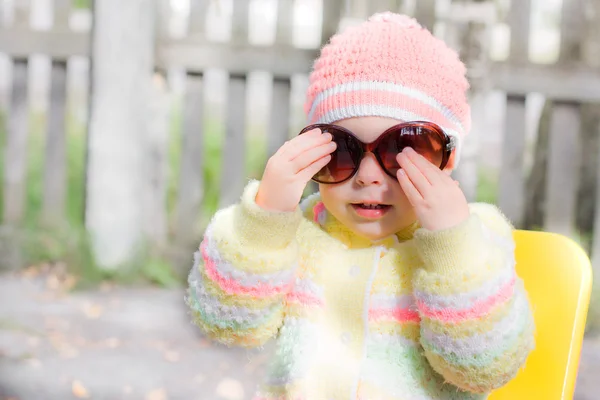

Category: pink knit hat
[304, 12, 471, 168]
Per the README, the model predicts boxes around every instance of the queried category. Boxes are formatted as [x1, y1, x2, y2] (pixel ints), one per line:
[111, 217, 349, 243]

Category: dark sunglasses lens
[313, 130, 360, 183]
[378, 125, 445, 174]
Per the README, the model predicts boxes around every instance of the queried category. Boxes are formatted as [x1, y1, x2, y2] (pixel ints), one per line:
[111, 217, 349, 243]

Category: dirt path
[0, 271, 598, 400]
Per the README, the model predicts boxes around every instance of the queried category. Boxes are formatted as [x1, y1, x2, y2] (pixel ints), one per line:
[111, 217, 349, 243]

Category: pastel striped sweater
[186, 180, 535, 399]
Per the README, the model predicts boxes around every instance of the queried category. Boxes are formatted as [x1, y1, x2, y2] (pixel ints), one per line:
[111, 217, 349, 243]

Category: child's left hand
[396, 147, 470, 231]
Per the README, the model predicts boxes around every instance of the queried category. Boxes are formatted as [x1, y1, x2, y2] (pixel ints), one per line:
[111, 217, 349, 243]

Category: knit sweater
[186, 180, 535, 399]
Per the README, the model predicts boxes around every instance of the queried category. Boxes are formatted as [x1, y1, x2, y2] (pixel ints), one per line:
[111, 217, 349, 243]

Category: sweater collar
[307, 196, 419, 249]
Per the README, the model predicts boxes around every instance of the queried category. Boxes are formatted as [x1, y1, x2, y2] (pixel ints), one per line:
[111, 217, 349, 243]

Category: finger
[278, 128, 321, 156]
[400, 147, 443, 185]
[278, 139, 292, 152]
[397, 152, 432, 197]
[291, 141, 337, 173]
[397, 169, 423, 205]
[281, 128, 331, 159]
[298, 154, 332, 182]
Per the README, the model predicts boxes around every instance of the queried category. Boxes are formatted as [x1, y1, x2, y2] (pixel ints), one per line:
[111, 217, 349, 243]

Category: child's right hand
[256, 128, 336, 212]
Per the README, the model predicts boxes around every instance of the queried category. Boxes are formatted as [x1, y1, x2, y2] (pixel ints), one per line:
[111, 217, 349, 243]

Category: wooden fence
[1, 0, 600, 272]
[1, 0, 84, 226]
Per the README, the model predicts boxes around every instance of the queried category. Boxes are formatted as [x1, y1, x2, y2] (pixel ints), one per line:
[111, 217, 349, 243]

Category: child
[186, 12, 535, 400]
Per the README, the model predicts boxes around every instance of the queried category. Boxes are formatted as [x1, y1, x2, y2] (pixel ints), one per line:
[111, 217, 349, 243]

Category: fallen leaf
[60, 347, 79, 359]
[27, 358, 42, 369]
[145, 388, 167, 400]
[62, 274, 78, 291]
[164, 350, 180, 363]
[48, 331, 71, 353]
[105, 337, 121, 349]
[72, 380, 90, 398]
[82, 302, 104, 319]
[100, 282, 115, 292]
[215, 378, 244, 400]
[46, 274, 61, 290]
[21, 265, 40, 278]
[27, 337, 40, 348]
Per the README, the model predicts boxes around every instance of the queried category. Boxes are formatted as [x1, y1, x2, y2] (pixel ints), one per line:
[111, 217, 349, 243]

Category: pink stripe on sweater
[285, 291, 324, 307]
[313, 201, 326, 224]
[201, 242, 291, 298]
[417, 276, 516, 323]
[311, 90, 461, 133]
[369, 308, 421, 323]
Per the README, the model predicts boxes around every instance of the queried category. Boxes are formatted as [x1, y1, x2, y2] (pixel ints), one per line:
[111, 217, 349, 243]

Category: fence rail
[490, 63, 600, 102]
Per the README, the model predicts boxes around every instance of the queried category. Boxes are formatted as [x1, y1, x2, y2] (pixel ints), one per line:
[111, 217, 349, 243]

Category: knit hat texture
[304, 12, 471, 168]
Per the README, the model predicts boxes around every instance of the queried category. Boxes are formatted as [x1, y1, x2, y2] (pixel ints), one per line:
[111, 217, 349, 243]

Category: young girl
[186, 12, 535, 399]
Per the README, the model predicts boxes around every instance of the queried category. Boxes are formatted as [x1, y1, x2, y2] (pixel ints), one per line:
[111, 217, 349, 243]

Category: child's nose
[355, 153, 385, 186]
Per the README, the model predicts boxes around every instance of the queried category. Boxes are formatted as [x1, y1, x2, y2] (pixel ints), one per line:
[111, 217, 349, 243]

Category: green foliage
[73, 0, 91, 10]
[476, 167, 499, 204]
[140, 257, 181, 288]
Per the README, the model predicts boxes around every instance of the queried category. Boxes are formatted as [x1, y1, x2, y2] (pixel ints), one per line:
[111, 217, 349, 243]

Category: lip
[351, 200, 390, 205]
[350, 203, 392, 219]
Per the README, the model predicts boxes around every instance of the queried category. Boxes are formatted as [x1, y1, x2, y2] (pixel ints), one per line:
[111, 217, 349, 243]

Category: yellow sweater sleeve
[412, 203, 535, 393]
[186, 180, 302, 347]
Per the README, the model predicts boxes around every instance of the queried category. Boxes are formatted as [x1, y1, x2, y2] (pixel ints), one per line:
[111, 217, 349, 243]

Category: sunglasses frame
[299, 121, 456, 184]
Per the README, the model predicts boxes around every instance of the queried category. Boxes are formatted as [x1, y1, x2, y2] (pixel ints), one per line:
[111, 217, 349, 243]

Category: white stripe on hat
[307, 80, 465, 134]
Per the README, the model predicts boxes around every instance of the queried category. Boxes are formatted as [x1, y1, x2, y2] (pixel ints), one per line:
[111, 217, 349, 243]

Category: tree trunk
[85, 0, 155, 269]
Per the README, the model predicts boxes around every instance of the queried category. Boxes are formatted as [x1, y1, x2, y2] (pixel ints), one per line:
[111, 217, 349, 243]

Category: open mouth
[352, 203, 391, 209]
[351, 203, 392, 218]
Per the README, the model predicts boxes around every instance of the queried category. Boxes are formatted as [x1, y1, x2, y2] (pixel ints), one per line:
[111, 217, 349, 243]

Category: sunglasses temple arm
[446, 135, 457, 152]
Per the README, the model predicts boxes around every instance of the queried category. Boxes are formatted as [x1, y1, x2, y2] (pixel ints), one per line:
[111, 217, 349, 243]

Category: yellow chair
[489, 230, 593, 400]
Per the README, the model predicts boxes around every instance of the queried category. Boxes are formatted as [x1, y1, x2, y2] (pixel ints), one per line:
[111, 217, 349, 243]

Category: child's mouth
[351, 203, 392, 219]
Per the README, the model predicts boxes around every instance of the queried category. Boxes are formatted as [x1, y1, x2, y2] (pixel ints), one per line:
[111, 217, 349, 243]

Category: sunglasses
[299, 121, 456, 184]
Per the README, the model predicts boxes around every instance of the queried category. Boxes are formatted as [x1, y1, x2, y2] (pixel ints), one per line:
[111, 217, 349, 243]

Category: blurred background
[0, 0, 598, 398]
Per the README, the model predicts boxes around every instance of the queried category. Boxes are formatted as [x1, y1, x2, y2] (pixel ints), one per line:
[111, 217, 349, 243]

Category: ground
[0, 269, 598, 400]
